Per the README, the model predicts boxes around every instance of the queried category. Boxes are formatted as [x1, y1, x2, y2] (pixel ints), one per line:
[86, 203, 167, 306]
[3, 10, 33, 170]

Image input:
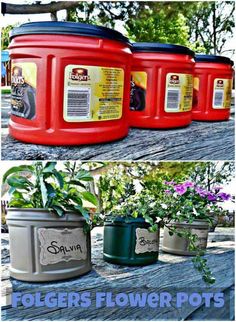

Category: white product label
[191, 228, 208, 248]
[38, 228, 87, 265]
[213, 78, 232, 109]
[165, 73, 193, 112]
[63, 65, 124, 122]
[135, 228, 159, 254]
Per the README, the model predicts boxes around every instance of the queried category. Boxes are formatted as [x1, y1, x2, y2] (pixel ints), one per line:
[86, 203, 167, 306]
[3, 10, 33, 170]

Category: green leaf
[45, 182, 56, 198]
[9, 199, 33, 208]
[51, 205, 65, 217]
[42, 162, 57, 173]
[7, 176, 33, 190]
[68, 193, 83, 206]
[52, 171, 64, 188]
[8, 186, 16, 195]
[76, 170, 93, 181]
[144, 216, 153, 226]
[70, 180, 86, 189]
[74, 205, 90, 222]
[40, 177, 48, 207]
[12, 190, 24, 199]
[80, 191, 98, 206]
[3, 165, 34, 183]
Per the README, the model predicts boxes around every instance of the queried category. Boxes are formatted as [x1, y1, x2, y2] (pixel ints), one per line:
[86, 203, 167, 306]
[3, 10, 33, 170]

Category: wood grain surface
[1, 228, 234, 321]
[1, 118, 235, 161]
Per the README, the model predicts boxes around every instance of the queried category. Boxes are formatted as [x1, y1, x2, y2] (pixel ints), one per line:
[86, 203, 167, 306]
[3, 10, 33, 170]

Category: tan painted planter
[162, 220, 209, 256]
[6, 208, 91, 282]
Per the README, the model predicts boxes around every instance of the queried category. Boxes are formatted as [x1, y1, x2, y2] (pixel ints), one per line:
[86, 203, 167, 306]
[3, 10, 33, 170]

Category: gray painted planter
[6, 208, 91, 282]
[162, 220, 209, 256]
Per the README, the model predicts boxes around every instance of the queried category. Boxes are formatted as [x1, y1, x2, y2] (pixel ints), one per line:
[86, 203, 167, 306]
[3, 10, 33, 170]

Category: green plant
[107, 179, 231, 284]
[2, 162, 98, 231]
[108, 190, 161, 232]
[160, 180, 231, 284]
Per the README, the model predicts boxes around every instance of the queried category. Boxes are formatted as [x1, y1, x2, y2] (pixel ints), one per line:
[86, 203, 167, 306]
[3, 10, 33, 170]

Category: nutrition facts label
[63, 65, 124, 122]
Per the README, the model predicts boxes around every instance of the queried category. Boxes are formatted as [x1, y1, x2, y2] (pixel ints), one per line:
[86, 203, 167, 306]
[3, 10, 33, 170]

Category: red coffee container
[193, 54, 234, 121]
[128, 43, 194, 128]
[8, 22, 132, 145]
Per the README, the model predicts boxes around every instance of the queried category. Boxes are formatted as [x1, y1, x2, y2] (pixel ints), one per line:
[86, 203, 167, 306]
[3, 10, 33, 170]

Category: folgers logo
[69, 68, 91, 81]
[169, 75, 180, 85]
[11, 66, 25, 85]
[216, 79, 224, 87]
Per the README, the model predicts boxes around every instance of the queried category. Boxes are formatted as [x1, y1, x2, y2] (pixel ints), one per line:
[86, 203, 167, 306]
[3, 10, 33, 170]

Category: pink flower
[174, 184, 187, 195]
[183, 181, 194, 188]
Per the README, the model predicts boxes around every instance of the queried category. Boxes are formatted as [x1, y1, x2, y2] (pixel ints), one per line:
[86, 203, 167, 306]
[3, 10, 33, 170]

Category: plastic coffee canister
[193, 54, 234, 121]
[128, 42, 195, 128]
[8, 21, 132, 145]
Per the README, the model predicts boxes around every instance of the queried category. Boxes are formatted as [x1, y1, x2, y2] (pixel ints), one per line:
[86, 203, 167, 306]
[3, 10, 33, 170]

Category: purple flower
[207, 193, 217, 202]
[218, 192, 231, 201]
[195, 186, 208, 197]
[164, 180, 175, 186]
[165, 189, 172, 195]
[183, 181, 194, 188]
[174, 184, 187, 195]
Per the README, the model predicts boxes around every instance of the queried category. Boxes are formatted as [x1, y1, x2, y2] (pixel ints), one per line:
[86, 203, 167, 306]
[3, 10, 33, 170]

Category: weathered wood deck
[1, 93, 235, 160]
[1, 118, 234, 161]
[1, 227, 234, 321]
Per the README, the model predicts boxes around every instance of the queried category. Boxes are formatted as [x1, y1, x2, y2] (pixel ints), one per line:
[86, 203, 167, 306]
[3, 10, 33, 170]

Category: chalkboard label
[135, 228, 159, 254]
[38, 228, 87, 265]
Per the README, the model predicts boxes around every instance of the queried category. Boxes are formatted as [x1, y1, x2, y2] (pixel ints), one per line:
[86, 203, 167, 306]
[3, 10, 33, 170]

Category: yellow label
[194, 77, 199, 91]
[130, 71, 147, 111]
[63, 65, 124, 122]
[165, 73, 193, 113]
[213, 78, 232, 109]
[11, 62, 37, 120]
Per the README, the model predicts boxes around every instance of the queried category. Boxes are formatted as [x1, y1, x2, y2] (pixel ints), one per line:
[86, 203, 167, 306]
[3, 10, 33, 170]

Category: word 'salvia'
[47, 241, 83, 255]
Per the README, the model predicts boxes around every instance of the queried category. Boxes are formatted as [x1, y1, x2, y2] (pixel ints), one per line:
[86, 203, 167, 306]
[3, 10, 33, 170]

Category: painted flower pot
[208, 212, 219, 232]
[6, 208, 91, 282]
[162, 220, 209, 256]
[103, 216, 160, 265]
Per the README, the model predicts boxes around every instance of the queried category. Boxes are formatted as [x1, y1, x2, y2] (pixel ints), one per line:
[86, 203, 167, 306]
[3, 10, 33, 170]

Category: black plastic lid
[132, 42, 194, 56]
[10, 21, 130, 45]
[195, 54, 234, 66]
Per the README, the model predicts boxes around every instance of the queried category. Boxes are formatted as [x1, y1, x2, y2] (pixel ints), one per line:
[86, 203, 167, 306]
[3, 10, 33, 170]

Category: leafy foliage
[98, 161, 233, 284]
[189, 162, 235, 191]
[98, 162, 153, 214]
[3, 162, 98, 230]
[2, 2, 235, 55]
[185, 1, 235, 54]
[1, 24, 16, 50]
[126, 9, 189, 45]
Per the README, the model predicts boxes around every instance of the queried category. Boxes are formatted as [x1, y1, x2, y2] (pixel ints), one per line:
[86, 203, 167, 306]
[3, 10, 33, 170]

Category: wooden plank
[1, 229, 234, 321]
[1, 117, 234, 161]
[186, 286, 235, 320]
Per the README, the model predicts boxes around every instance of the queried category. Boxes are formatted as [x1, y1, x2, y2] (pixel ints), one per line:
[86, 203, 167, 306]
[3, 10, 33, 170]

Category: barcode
[66, 88, 91, 118]
[213, 90, 224, 108]
[166, 89, 180, 111]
